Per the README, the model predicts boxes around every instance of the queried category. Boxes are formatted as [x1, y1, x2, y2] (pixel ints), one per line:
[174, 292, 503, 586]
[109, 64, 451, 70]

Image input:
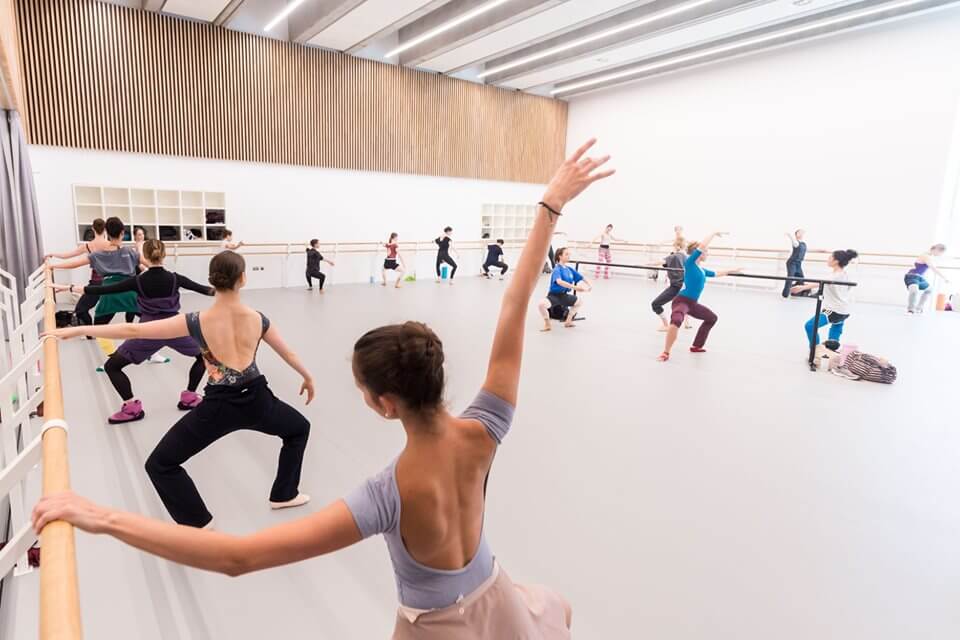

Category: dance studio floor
[3, 274, 958, 639]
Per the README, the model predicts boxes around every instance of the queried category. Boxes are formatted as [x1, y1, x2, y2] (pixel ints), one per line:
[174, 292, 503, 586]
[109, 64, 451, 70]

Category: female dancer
[305, 239, 336, 292]
[482, 238, 508, 279]
[43, 250, 314, 526]
[592, 224, 621, 279]
[538, 247, 592, 330]
[904, 244, 950, 314]
[49, 217, 140, 325]
[51, 240, 214, 423]
[434, 226, 458, 283]
[382, 233, 405, 288]
[651, 237, 689, 331]
[34, 139, 613, 638]
[221, 229, 244, 251]
[791, 249, 858, 348]
[45, 217, 109, 329]
[782, 229, 808, 298]
[657, 232, 741, 362]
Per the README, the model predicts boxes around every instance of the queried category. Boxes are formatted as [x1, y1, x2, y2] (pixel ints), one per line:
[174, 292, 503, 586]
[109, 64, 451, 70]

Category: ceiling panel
[502, 0, 860, 88]
[419, 0, 641, 72]
[309, 0, 439, 50]
[163, 0, 234, 22]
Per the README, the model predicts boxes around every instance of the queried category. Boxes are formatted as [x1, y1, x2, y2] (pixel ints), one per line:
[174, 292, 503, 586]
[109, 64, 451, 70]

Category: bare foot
[540, 322, 552, 332]
[381, 281, 386, 287]
[657, 352, 670, 362]
[394, 283, 402, 289]
[564, 321, 576, 328]
[684, 323, 693, 330]
[657, 325, 668, 332]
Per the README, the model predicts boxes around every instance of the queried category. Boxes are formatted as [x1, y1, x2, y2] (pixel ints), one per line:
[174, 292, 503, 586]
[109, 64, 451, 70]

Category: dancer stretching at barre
[904, 244, 950, 314]
[651, 237, 691, 331]
[49, 217, 140, 327]
[435, 226, 458, 283]
[539, 247, 592, 330]
[306, 239, 336, 292]
[791, 249, 858, 350]
[33, 139, 613, 638]
[44, 250, 314, 526]
[382, 232, 405, 287]
[50, 240, 214, 423]
[657, 232, 741, 362]
[45, 217, 109, 331]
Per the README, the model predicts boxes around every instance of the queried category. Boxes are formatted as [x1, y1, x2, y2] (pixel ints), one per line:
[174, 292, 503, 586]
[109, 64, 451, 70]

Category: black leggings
[436, 253, 457, 279]
[783, 261, 805, 297]
[75, 293, 99, 326]
[94, 312, 137, 325]
[104, 352, 205, 401]
[144, 376, 310, 527]
[483, 260, 508, 276]
[651, 284, 682, 316]
[306, 269, 326, 289]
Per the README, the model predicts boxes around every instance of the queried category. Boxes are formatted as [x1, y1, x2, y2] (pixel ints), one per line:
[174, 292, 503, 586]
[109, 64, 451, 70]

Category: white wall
[563, 10, 960, 256]
[29, 146, 548, 287]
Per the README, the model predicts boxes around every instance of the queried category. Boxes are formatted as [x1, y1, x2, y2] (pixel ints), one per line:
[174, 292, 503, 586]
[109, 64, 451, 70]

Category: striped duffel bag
[845, 352, 897, 384]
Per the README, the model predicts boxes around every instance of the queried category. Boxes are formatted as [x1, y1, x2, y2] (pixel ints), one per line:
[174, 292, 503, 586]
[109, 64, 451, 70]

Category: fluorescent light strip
[552, 0, 933, 94]
[265, 0, 308, 32]
[385, 0, 514, 58]
[479, 0, 716, 79]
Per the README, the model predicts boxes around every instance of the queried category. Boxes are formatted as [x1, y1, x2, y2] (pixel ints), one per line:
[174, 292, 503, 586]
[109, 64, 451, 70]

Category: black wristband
[538, 201, 562, 217]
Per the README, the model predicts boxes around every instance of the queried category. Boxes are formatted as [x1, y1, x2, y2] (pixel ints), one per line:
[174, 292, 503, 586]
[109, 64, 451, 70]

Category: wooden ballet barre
[39, 267, 83, 639]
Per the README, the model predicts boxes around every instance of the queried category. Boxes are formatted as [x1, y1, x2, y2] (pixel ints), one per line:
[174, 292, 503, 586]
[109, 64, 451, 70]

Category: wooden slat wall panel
[16, 0, 567, 183]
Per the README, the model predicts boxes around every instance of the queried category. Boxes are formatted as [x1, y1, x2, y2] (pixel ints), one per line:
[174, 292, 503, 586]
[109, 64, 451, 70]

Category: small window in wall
[481, 204, 538, 240]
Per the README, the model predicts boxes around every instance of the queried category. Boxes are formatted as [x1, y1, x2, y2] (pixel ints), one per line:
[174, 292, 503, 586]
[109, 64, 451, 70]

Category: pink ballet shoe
[177, 390, 202, 410]
[108, 399, 144, 424]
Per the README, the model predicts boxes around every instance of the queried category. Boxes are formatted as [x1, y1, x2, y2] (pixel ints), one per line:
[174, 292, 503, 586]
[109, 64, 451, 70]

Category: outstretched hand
[541, 139, 615, 212]
[40, 327, 82, 341]
[33, 491, 110, 534]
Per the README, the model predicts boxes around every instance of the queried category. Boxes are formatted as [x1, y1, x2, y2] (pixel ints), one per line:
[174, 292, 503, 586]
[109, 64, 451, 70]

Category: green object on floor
[404, 274, 416, 282]
[96, 366, 104, 372]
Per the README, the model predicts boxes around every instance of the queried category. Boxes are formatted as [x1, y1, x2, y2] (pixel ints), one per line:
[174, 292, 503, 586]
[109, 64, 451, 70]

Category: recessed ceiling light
[793, 0, 814, 6]
[385, 0, 514, 59]
[264, 0, 307, 32]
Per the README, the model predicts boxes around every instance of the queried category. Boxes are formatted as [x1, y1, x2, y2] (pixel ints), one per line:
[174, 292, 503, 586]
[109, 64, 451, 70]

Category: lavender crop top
[344, 390, 514, 610]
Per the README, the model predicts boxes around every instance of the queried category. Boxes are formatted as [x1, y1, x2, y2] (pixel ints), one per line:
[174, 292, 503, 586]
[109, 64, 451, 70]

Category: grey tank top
[344, 390, 514, 610]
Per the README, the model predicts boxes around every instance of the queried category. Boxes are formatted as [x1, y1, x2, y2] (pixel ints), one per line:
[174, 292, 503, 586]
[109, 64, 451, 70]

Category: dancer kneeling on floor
[658, 232, 741, 362]
[43, 250, 315, 527]
[51, 239, 214, 424]
[539, 247, 592, 330]
[792, 249, 858, 349]
[33, 138, 613, 639]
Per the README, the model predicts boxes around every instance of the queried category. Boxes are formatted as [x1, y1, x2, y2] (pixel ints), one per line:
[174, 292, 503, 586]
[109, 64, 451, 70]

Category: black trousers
[94, 312, 137, 325]
[436, 253, 457, 279]
[104, 352, 205, 401]
[306, 269, 326, 289]
[651, 284, 682, 316]
[74, 292, 99, 326]
[144, 376, 311, 527]
[782, 261, 804, 297]
[483, 260, 508, 276]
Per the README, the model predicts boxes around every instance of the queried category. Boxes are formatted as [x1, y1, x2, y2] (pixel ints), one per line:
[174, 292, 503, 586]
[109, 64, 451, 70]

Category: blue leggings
[805, 312, 847, 345]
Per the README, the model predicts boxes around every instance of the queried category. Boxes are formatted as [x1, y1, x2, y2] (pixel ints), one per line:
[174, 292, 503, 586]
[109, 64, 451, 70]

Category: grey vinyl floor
[3, 273, 958, 639]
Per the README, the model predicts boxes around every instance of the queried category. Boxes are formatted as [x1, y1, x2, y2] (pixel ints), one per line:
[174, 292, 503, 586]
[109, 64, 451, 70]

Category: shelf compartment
[103, 188, 129, 205]
[76, 204, 103, 223]
[157, 190, 179, 207]
[204, 192, 225, 208]
[182, 208, 204, 225]
[131, 189, 155, 206]
[74, 186, 101, 204]
[182, 191, 203, 207]
[158, 207, 180, 225]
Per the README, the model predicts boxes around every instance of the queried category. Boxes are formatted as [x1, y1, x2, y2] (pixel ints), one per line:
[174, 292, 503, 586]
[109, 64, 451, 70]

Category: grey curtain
[0, 110, 43, 301]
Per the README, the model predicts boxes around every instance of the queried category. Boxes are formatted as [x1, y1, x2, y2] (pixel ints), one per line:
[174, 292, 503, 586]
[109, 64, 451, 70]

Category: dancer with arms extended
[382, 233, 405, 288]
[651, 237, 691, 331]
[34, 139, 613, 639]
[45, 218, 109, 329]
[50, 240, 214, 423]
[538, 247, 592, 331]
[782, 229, 808, 298]
[658, 232, 741, 362]
[43, 251, 314, 526]
[434, 226, 458, 283]
[305, 239, 336, 292]
[593, 223, 622, 279]
[904, 244, 950, 314]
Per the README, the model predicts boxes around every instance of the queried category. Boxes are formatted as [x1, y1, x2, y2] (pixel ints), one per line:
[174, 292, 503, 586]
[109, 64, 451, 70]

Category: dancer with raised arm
[538, 247, 592, 331]
[657, 233, 741, 362]
[305, 239, 336, 292]
[221, 229, 244, 251]
[904, 244, 950, 314]
[34, 139, 613, 639]
[782, 229, 808, 298]
[651, 237, 689, 331]
[43, 251, 314, 526]
[382, 233, 405, 288]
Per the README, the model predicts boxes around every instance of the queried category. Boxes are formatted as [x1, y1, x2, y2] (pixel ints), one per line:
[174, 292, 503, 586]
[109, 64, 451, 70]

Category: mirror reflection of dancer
[538, 247, 592, 331]
[592, 224, 622, 279]
[32, 139, 613, 638]
[382, 233, 405, 288]
[657, 232, 741, 362]
[904, 244, 950, 314]
[434, 227, 458, 284]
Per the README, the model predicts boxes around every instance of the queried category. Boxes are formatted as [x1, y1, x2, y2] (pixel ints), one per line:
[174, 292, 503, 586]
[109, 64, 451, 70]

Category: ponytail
[832, 249, 859, 268]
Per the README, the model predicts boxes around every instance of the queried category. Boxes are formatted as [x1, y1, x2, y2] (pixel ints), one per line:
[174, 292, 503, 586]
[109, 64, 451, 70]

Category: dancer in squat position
[33, 139, 613, 638]
[539, 247, 592, 330]
[791, 249, 858, 349]
[306, 239, 336, 291]
[51, 240, 214, 423]
[482, 236, 508, 279]
[44, 251, 314, 526]
[45, 217, 109, 330]
[651, 237, 691, 331]
[382, 233, 405, 288]
[49, 217, 140, 327]
[658, 232, 741, 361]
[593, 224, 622, 279]
[434, 226, 458, 283]
[904, 244, 950, 314]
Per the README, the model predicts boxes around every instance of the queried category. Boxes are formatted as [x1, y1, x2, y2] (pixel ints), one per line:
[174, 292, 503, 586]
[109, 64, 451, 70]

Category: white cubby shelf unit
[73, 186, 227, 244]
[480, 204, 537, 241]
